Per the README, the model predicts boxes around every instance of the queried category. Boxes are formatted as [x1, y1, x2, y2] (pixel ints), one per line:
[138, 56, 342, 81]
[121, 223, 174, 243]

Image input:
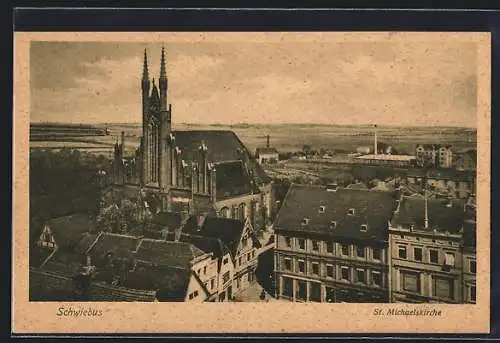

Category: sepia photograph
[13, 31, 491, 333]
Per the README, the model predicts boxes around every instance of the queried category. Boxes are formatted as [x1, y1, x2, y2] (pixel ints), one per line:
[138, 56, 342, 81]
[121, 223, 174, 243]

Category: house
[388, 196, 470, 303]
[179, 232, 235, 302]
[405, 168, 476, 199]
[273, 184, 396, 303]
[415, 144, 453, 168]
[453, 149, 477, 172]
[256, 135, 279, 165]
[36, 213, 95, 251]
[186, 217, 261, 299]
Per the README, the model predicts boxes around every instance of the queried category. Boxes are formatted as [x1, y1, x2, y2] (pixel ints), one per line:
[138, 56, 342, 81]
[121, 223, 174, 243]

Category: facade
[415, 144, 453, 168]
[461, 220, 477, 304]
[273, 184, 396, 303]
[453, 149, 477, 172]
[109, 47, 273, 230]
[388, 196, 473, 303]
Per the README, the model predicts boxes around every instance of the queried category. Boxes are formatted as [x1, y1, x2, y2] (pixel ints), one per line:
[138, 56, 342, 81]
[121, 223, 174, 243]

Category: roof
[135, 239, 207, 268]
[197, 217, 247, 258]
[94, 261, 196, 301]
[179, 233, 230, 260]
[75, 232, 99, 254]
[391, 197, 466, 234]
[215, 160, 256, 199]
[274, 184, 396, 243]
[88, 233, 140, 261]
[152, 212, 183, 229]
[346, 182, 368, 190]
[256, 147, 279, 156]
[355, 154, 416, 162]
[172, 130, 271, 184]
[45, 214, 95, 250]
[30, 246, 55, 268]
[406, 168, 476, 181]
[41, 250, 86, 277]
[416, 144, 452, 150]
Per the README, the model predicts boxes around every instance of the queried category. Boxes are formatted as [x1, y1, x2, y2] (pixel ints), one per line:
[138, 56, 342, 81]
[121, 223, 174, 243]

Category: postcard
[12, 31, 491, 334]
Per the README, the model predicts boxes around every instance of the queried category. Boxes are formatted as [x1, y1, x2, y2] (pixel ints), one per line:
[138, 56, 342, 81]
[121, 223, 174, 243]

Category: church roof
[172, 130, 271, 184]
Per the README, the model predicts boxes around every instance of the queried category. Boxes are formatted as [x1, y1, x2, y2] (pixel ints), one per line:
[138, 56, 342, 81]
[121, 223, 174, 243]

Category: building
[388, 195, 472, 303]
[273, 184, 396, 303]
[453, 149, 477, 172]
[354, 154, 416, 168]
[461, 220, 476, 304]
[184, 216, 261, 298]
[405, 168, 476, 199]
[35, 213, 95, 251]
[255, 135, 279, 165]
[415, 144, 453, 168]
[109, 47, 273, 230]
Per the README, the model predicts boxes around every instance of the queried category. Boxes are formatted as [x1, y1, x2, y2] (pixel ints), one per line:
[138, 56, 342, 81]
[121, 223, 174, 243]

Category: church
[108, 47, 274, 229]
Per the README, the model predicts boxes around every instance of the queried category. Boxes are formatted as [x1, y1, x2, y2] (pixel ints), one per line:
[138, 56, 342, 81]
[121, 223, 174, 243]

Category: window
[298, 239, 306, 250]
[222, 271, 230, 284]
[414, 247, 423, 262]
[242, 237, 248, 247]
[360, 224, 368, 232]
[470, 285, 476, 302]
[398, 246, 407, 259]
[470, 260, 476, 274]
[210, 279, 215, 290]
[189, 290, 199, 300]
[312, 262, 319, 275]
[312, 240, 319, 251]
[356, 246, 365, 258]
[372, 271, 382, 287]
[296, 280, 307, 301]
[298, 260, 305, 273]
[223, 257, 229, 265]
[251, 250, 255, 259]
[341, 244, 349, 256]
[282, 277, 293, 298]
[319, 205, 326, 214]
[238, 256, 242, 266]
[329, 221, 337, 229]
[401, 271, 420, 293]
[197, 269, 201, 275]
[429, 250, 439, 264]
[356, 268, 365, 283]
[373, 248, 381, 260]
[247, 253, 251, 262]
[326, 264, 334, 278]
[285, 237, 292, 247]
[203, 266, 207, 275]
[341, 266, 349, 281]
[444, 252, 455, 267]
[433, 276, 454, 300]
[284, 257, 292, 271]
[347, 208, 355, 216]
[302, 217, 310, 225]
[326, 242, 334, 253]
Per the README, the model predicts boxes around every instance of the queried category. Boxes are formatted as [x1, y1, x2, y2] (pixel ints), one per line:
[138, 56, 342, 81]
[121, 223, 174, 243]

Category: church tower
[158, 46, 173, 189]
[141, 49, 151, 185]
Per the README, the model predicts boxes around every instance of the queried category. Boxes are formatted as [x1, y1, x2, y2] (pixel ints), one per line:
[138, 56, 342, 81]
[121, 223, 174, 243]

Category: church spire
[160, 45, 167, 80]
[142, 49, 149, 81]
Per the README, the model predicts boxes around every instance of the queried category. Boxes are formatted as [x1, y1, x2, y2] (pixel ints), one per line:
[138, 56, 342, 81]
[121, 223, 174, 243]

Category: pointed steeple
[142, 49, 149, 81]
[160, 45, 167, 80]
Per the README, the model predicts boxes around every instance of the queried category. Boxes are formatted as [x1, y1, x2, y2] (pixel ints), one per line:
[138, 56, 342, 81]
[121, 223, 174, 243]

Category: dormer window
[301, 217, 310, 225]
[318, 206, 326, 214]
[360, 224, 368, 232]
[347, 208, 356, 216]
[329, 221, 337, 229]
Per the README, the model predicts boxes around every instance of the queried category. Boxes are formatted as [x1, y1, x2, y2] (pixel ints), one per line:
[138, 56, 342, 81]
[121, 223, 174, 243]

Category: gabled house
[191, 217, 261, 298]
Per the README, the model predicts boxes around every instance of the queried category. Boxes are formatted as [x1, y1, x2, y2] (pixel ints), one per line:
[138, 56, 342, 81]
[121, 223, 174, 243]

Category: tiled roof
[391, 197, 466, 234]
[75, 232, 99, 254]
[29, 246, 54, 268]
[215, 160, 257, 199]
[197, 217, 246, 259]
[88, 233, 140, 261]
[135, 239, 207, 268]
[45, 214, 95, 250]
[179, 233, 229, 260]
[41, 250, 86, 277]
[172, 130, 271, 184]
[274, 184, 396, 242]
[93, 260, 195, 301]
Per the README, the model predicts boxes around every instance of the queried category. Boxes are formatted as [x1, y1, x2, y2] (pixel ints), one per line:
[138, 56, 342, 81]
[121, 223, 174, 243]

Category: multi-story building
[273, 184, 396, 303]
[405, 168, 476, 199]
[415, 144, 453, 168]
[461, 219, 477, 304]
[388, 196, 470, 303]
[453, 149, 477, 172]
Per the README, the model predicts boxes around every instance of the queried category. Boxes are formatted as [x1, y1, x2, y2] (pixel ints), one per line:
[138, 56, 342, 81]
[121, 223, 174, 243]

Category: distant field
[29, 122, 477, 156]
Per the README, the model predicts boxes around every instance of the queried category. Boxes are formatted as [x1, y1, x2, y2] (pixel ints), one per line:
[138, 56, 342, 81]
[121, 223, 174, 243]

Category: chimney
[266, 135, 270, 148]
[374, 124, 378, 156]
[424, 191, 429, 229]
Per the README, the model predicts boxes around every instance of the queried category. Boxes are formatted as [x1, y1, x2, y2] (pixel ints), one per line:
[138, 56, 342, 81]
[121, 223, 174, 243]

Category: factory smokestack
[374, 124, 378, 155]
[266, 135, 270, 148]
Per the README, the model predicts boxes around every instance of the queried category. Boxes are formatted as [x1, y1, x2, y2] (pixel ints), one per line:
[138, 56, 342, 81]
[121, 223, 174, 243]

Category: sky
[30, 38, 478, 127]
